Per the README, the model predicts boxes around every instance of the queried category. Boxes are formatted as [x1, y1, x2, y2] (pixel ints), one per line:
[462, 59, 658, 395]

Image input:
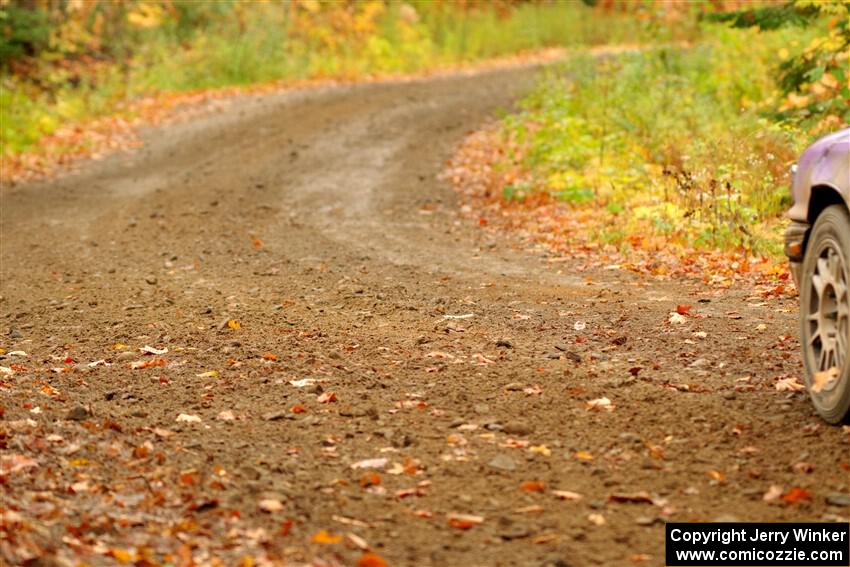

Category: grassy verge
[1, 1, 689, 169]
[485, 23, 826, 264]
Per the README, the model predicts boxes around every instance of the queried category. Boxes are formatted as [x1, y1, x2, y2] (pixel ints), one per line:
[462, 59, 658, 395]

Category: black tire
[799, 204, 850, 423]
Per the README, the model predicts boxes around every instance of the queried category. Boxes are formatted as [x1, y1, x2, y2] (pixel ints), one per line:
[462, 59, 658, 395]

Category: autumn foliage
[1, 0, 662, 176]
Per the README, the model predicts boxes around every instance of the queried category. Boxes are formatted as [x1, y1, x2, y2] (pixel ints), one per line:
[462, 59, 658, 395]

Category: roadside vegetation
[449, 0, 849, 274]
[1, 0, 682, 173]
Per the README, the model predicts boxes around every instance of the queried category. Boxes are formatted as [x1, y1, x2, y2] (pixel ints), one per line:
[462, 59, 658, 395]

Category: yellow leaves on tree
[127, 4, 165, 28]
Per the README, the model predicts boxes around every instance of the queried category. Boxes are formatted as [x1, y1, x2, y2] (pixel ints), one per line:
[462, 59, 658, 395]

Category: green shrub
[0, 6, 51, 63]
[498, 22, 823, 255]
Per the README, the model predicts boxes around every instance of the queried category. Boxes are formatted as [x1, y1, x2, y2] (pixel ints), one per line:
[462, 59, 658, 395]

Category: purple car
[785, 127, 850, 423]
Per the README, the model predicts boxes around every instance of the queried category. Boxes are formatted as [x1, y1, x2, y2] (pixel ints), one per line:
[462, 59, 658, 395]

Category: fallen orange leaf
[706, 470, 725, 482]
[311, 530, 342, 544]
[108, 549, 133, 563]
[403, 457, 419, 474]
[647, 444, 665, 460]
[131, 359, 166, 369]
[447, 513, 484, 529]
[520, 481, 546, 493]
[532, 533, 559, 544]
[359, 473, 381, 488]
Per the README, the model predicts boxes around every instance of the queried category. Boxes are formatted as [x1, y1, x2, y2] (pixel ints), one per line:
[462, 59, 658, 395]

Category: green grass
[498, 23, 825, 256]
[1, 2, 679, 158]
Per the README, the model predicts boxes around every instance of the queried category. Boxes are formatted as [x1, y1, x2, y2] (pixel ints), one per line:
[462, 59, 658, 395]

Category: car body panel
[785, 128, 850, 286]
[787, 127, 850, 222]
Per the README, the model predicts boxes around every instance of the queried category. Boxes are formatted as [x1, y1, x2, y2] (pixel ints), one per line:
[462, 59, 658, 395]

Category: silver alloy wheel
[799, 204, 850, 423]
[805, 240, 849, 384]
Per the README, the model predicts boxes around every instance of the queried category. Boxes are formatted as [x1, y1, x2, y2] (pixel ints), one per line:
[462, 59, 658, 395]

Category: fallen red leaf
[278, 519, 293, 536]
[782, 487, 812, 504]
[396, 487, 423, 498]
[676, 304, 692, 315]
[520, 481, 546, 493]
[357, 553, 389, 567]
[609, 492, 654, 504]
[291, 404, 306, 414]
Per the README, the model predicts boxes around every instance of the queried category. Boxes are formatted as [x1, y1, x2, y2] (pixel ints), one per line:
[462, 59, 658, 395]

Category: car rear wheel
[800, 204, 850, 423]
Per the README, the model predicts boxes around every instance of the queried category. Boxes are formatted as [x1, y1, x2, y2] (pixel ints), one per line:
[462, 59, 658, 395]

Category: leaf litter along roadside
[0, 338, 402, 566]
[443, 123, 795, 298]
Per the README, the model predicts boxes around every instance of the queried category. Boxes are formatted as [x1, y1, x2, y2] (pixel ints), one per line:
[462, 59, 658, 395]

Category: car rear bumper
[784, 220, 809, 288]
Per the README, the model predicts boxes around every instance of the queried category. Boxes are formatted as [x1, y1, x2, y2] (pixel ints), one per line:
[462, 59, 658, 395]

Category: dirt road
[2, 65, 848, 567]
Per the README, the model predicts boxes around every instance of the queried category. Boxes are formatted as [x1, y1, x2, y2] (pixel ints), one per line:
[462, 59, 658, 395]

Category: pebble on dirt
[488, 454, 518, 472]
[65, 406, 90, 421]
[826, 493, 850, 507]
